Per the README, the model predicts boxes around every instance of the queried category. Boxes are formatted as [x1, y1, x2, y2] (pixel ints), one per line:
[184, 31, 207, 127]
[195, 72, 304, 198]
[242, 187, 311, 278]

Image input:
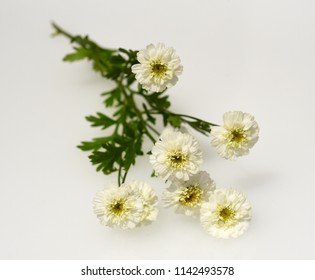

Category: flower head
[150, 128, 202, 181]
[93, 184, 143, 229]
[131, 43, 183, 92]
[93, 181, 159, 229]
[163, 171, 216, 217]
[211, 111, 259, 159]
[200, 188, 251, 238]
[127, 181, 159, 225]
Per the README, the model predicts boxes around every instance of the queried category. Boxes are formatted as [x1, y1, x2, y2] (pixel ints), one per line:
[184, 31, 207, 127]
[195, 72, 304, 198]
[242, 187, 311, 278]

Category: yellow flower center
[217, 205, 236, 227]
[109, 199, 126, 217]
[167, 150, 189, 169]
[229, 128, 247, 144]
[179, 185, 203, 208]
[151, 61, 168, 77]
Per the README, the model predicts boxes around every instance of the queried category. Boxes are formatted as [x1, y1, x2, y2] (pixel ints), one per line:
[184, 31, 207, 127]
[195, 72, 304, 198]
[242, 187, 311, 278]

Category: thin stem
[123, 85, 157, 143]
[51, 22, 115, 52]
[114, 122, 120, 136]
[135, 89, 219, 127]
[145, 131, 156, 144]
[51, 22, 75, 40]
[121, 168, 129, 185]
[53, 23, 222, 186]
[114, 77, 157, 184]
[118, 164, 122, 186]
[146, 123, 160, 136]
[172, 113, 219, 127]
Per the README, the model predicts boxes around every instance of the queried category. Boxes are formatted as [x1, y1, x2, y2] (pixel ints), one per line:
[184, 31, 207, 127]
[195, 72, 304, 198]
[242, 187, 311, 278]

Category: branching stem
[52, 22, 219, 186]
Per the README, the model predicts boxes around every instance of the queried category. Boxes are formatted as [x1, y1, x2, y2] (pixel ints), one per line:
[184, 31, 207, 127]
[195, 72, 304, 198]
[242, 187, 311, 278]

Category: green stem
[51, 22, 115, 52]
[146, 123, 160, 136]
[171, 113, 219, 127]
[115, 78, 157, 185]
[122, 168, 129, 185]
[51, 22, 74, 40]
[53, 23, 222, 187]
[118, 164, 122, 186]
[135, 90, 218, 128]
[123, 86, 157, 144]
[145, 131, 156, 144]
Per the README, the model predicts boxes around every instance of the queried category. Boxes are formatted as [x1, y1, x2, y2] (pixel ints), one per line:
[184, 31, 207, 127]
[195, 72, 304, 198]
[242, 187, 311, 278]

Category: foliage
[52, 22, 217, 185]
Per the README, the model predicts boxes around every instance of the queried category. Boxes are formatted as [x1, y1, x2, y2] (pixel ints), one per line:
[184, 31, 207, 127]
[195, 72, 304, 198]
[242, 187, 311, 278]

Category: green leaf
[63, 48, 91, 62]
[127, 73, 136, 85]
[168, 115, 182, 127]
[52, 23, 219, 184]
[122, 136, 143, 171]
[143, 103, 156, 124]
[85, 112, 115, 129]
[102, 88, 122, 107]
[109, 55, 126, 64]
[89, 143, 123, 174]
[186, 121, 211, 135]
[112, 134, 132, 145]
[145, 92, 171, 111]
[118, 48, 138, 60]
[77, 136, 112, 151]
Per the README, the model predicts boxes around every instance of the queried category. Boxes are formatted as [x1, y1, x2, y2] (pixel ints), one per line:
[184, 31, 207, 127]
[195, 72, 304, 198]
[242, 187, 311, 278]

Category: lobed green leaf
[85, 112, 115, 129]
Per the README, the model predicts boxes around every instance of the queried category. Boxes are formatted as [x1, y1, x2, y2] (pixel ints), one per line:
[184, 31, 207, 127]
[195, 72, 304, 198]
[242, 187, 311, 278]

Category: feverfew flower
[200, 188, 251, 239]
[150, 128, 202, 181]
[211, 111, 259, 159]
[163, 171, 216, 217]
[127, 181, 159, 226]
[131, 43, 183, 92]
[93, 184, 143, 229]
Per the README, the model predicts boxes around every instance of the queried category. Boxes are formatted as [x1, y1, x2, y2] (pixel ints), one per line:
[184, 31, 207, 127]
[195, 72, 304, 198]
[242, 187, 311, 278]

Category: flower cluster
[93, 181, 158, 229]
[151, 127, 253, 238]
[53, 24, 260, 239]
[91, 44, 258, 237]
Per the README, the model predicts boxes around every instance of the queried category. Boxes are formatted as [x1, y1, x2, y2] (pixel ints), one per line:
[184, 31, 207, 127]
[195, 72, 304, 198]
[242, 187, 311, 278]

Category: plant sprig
[52, 22, 218, 186]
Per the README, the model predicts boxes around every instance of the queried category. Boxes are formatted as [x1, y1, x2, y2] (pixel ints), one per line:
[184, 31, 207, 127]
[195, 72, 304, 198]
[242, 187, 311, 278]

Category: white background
[0, 0, 315, 259]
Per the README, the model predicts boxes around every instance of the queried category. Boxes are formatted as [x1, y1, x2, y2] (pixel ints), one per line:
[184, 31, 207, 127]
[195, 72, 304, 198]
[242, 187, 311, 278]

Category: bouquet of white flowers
[52, 23, 259, 238]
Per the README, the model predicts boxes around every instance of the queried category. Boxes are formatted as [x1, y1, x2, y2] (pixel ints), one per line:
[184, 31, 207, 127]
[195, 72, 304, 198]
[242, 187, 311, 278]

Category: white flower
[93, 184, 143, 229]
[150, 128, 202, 181]
[163, 171, 216, 217]
[211, 111, 259, 159]
[200, 188, 251, 238]
[126, 181, 159, 226]
[131, 43, 183, 92]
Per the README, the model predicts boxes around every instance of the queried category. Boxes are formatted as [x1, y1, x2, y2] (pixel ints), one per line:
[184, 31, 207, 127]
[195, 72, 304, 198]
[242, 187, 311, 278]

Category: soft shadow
[235, 171, 279, 190]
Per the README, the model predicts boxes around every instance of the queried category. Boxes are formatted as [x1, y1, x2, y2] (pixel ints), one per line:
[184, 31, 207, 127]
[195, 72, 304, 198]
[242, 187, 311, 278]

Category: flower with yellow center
[150, 128, 202, 181]
[163, 171, 216, 217]
[131, 43, 183, 92]
[166, 150, 189, 170]
[179, 185, 203, 207]
[93, 184, 143, 229]
[211, 111, 259, 159]
[200, 188, 251, 238]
